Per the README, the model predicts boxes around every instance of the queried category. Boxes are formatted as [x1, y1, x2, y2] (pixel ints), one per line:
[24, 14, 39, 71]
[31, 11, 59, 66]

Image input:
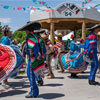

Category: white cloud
[0, 18, 11, 24]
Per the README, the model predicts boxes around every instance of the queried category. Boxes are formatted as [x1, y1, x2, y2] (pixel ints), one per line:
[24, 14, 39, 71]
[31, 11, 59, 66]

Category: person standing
[17, 21, 47, 98]
[54, 33, 65, 72]
[41, 33, 55, 79]
[67, 34, 79, 78]
[84, 24, 100, 85]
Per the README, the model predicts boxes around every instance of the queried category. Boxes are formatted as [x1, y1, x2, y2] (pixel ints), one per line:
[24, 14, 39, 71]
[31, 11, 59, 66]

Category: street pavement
[0, 69, 100, 100]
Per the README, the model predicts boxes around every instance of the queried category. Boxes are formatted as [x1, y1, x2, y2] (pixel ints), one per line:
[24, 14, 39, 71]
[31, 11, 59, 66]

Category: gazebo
[30, 2, 100, 44]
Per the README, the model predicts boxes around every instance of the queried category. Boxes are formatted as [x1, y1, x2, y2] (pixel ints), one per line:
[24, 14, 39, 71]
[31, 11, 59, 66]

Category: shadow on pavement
[9, 81, 29, 89]
[14, 75, 28, 79]
[44, 83, 63, 87]
[67, 75, 89, 79]
[54, 77, 64, 79]
[77, 75, 89, 79]
[0, 89, 27, 98]
[80, 71, 90, 74]
[38, 93, 65, 99]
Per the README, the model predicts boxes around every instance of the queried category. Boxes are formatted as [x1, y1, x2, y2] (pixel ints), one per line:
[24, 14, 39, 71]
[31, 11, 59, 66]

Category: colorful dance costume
[61, 40, 87, 73]
[0, 36, 11, 45]
[9, 44, 24, 77]
[54, 40, 65, 72]
[26, 32, 47, 97]
[0, 36, 16, 81]
[84, 33, 98, 81]
[0, 36, 23, 78]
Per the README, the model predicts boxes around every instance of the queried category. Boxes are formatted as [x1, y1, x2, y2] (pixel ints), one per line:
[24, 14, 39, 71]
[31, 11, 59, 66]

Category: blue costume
[10, 45, 24, 77]
[0, 36, 11, 45]
[61, 40, 86, 73]
[84, 32, 98, 81]
[26, 59, 39, 97]
[69, 40, 83, 68]
[26, 32, 47, 97]
[26, 38, 39, 97]
[69, 40, 79, 52]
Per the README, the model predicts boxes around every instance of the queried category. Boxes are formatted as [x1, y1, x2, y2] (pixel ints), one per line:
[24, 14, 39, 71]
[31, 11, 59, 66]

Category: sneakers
[2, 83, 10, 89]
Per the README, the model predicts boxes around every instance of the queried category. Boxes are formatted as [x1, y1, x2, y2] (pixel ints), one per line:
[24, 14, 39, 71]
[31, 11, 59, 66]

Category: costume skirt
[0, 44, 16, 81]
[61, 52, 87, 73]
[8, 45, 24, 77]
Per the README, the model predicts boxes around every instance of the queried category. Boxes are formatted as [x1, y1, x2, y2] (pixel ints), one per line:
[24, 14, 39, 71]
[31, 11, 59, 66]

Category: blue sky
[0, 0, 100, 32]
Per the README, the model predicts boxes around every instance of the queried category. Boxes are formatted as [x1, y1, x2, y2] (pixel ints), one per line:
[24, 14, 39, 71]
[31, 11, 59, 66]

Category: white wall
[62, 32, 74, 40]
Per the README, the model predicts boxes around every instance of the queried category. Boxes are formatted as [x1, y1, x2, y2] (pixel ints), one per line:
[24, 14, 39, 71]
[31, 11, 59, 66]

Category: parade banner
[32, 0, 51, 9]
[0, 0, 99, 12]
[82, 0, 92, 7]
[0, 0, 52, 12]
[0, 4, 53, 12]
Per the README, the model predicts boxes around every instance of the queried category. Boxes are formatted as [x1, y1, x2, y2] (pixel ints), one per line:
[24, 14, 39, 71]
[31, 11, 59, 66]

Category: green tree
[0, 25, 2, 39]
[12, 31, 26, 43]
[75, 29, 90, 39]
